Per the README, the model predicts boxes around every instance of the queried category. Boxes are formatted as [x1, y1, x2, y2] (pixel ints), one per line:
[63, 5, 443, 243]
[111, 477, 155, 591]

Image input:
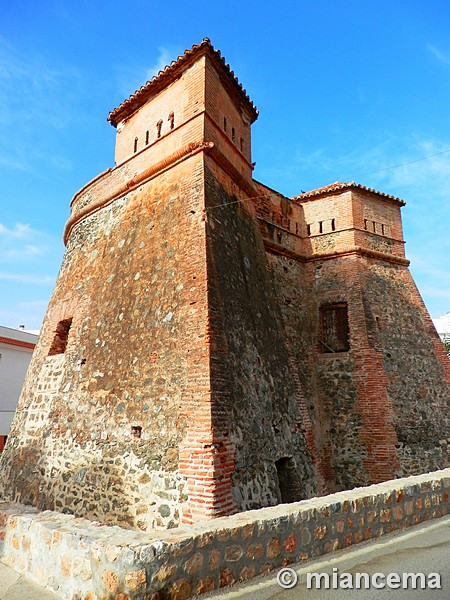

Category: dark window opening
[307, 223, 311, 236]
[232, 127, 236, 142]
[131, 425, 142, 439]
[48, 318, 73, 356]
[156, 120, 163, 138]
[331, 218, 336, 231]
[381, 223, 385, 235]
[168, 112, 175, 129]
[145, 130, 149, 145]
[240, 137, 244, 152]
[223, 116, 227, 131]
[319, 304, 349, 353]
[275, 457, 302, 503]
[372, 221, 376, 233]
[364, 219, 368, 230]
[319, 221, 323, 233]
[133, 137, 138, 153]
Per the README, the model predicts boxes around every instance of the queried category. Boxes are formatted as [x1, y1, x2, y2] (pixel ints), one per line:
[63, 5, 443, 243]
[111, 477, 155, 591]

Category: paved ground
[206, 514, 450, 600]
[0, 562, 59, 599]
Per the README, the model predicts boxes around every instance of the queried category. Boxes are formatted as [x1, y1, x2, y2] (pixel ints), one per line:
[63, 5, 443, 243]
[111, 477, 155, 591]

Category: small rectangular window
[319, 304, 349, 353]
[48, 318, 73, 355]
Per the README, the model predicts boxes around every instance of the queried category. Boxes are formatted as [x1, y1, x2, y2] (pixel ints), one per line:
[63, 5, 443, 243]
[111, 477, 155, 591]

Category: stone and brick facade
[0, 39, 449, 532]
[0, 469, 449, 599]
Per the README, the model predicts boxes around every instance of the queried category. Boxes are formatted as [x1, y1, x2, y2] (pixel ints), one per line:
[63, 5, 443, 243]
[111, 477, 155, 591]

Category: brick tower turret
[1, 40, 448, 530]
[0, 40, 318, 529]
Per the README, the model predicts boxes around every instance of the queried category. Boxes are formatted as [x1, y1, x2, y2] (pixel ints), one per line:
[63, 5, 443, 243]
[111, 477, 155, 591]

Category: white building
[432, 312, 450, 344]
[0, 326, 38, 451]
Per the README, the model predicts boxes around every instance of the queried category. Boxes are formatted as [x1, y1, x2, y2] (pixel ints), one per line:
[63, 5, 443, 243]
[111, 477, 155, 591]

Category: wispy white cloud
[0, 220, 59, 265]
[0, 36, 81, 172]
[146, 46, 181, 79]
[420, 286, 450, 301]
[0, 222, 33, 239]
[115, 45, 182, 100]
[0, 271, 54, 284]
[427, 44, 450, 67]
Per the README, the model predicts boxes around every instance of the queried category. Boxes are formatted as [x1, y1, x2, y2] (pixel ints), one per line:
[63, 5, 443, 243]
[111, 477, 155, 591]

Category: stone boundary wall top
[1, 468, 449, 599]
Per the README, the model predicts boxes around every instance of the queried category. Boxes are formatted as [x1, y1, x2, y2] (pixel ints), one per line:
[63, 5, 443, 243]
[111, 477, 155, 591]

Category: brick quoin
[0, 39, 448, 530]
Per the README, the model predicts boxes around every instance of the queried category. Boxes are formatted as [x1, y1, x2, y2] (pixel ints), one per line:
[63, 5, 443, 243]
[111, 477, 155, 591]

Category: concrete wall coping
[1, 468, 449, 599]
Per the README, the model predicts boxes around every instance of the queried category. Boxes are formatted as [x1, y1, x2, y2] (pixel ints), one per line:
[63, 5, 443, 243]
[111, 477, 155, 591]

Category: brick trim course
[0, 337, 36, 350]
[1, 469, 449, 599]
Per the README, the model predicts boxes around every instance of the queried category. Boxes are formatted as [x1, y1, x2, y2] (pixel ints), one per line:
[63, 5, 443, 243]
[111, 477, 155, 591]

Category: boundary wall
[1, 468, 449, 599]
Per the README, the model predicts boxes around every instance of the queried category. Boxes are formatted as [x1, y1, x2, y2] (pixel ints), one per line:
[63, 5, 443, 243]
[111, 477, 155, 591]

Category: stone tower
[1, 40, 449, 531]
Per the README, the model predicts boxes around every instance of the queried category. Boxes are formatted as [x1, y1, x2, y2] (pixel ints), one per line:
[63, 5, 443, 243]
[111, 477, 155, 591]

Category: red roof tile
[108, 38, 258, 127]
[294, 181, 405, 205]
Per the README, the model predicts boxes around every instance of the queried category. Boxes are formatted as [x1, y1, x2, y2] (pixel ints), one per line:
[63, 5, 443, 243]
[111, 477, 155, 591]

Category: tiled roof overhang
[294, 181, 406, 206]
[108, 38, 259, 127]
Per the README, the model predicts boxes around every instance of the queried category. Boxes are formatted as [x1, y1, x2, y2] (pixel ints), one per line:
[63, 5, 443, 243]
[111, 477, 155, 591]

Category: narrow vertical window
[381, 223, 385, 235]
[145, 130, 149, 145]
[372, 221, 376, 233]
[319, 304, 349, 353]
[168, 112, 175, 129]
[331, 218, 336, 231]
[134, 137, 138, 153]
[223, 116, 227, 131]
[319, 221, 323, 234]
[240, 137, 244, 152]
[364, 219, 368, 230]
[156, 120, 163, 138]
[307, 224, 311, 236]
[48, 318, 73, 356]
[232, 127, 236, 142]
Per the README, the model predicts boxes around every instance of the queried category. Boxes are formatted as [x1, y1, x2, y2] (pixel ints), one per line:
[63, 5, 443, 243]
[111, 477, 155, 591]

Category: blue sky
[1, 0, 449, 330]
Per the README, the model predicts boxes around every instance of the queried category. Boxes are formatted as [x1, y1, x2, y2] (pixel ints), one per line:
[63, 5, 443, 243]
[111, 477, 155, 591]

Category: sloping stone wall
[1, 469, 449, 599]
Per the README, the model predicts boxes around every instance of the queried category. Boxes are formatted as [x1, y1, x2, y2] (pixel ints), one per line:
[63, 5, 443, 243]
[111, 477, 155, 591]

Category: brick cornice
[262, 238, 411, 266]
[63, 141, 214, 245]
[309, 245, 410, 266]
